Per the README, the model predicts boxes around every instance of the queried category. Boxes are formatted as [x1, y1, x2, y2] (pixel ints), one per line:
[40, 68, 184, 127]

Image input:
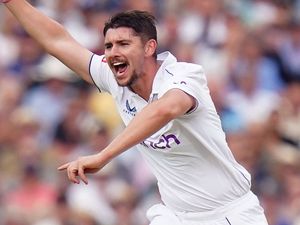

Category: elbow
[152, 103, 181, 121]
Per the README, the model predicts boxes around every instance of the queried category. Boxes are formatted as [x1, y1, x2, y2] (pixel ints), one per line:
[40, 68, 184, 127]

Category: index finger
[57, 163, 70, 171]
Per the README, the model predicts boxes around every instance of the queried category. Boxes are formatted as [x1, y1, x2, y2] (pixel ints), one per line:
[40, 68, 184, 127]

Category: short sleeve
[162, 62, 211, 113]
[89, 54, 117, 94]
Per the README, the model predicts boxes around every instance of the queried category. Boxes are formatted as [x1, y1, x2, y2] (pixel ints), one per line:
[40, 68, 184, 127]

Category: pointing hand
[58, 153, 104, 185]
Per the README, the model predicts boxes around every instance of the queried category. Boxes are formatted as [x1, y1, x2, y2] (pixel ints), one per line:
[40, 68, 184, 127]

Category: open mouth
[113, 62, 128, 77]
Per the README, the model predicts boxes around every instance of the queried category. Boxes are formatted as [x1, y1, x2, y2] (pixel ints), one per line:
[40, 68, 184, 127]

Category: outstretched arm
[58, 89, 196, 184]
[3, 0, 93, 83]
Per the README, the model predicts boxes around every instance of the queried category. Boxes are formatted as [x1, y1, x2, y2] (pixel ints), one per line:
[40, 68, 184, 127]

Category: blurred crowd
[0, 0, 300, 224]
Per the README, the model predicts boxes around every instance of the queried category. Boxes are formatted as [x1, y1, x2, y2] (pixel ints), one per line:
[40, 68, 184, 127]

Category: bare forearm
[5, 0, 93, 82]
[101, 101, 174, 161]
[6, 0, 70, 54]
[58, 98, 175, 184]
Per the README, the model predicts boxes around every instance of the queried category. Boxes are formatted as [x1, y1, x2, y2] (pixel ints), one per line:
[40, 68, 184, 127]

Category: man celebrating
[2, 1, 268, 224]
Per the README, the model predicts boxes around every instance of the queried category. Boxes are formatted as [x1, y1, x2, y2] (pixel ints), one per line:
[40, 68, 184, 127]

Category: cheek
[129, 44, 146, 57]
[132, 58, 145, 73]
[134, 49, 146, 63]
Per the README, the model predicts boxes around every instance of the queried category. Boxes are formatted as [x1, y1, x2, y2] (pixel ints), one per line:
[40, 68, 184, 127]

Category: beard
[116, 71, 139, 88]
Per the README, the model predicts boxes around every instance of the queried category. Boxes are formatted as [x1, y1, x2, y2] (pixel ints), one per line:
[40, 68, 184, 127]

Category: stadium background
[0, 0, 300, 224]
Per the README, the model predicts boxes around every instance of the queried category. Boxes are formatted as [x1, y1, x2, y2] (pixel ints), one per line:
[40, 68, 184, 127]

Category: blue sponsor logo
[140, 133, 181, 150]
[123, 100, 137, 116]
[126, 100, 137, 112]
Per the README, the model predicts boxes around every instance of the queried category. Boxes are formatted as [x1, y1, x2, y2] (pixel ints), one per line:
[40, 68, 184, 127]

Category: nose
[107, 45, 120, 58]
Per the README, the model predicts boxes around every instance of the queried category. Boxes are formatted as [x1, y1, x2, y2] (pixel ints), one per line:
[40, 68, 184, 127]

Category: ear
[144, 39, 157, 57]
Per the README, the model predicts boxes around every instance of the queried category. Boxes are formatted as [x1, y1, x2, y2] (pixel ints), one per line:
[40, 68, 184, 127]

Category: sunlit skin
[104, 27, 160, 100]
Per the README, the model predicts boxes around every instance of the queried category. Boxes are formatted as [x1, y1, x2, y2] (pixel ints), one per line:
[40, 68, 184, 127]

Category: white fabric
[146, 191, 268, 225]
[89, 51, 252, 213]
[146, 204, 182, 225]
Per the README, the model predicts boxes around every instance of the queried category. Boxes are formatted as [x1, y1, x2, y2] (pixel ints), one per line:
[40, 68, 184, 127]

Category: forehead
[104, 27, 140, 43]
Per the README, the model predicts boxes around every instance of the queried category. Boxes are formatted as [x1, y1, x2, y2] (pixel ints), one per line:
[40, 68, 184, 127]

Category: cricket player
[2, 1, 269, 224]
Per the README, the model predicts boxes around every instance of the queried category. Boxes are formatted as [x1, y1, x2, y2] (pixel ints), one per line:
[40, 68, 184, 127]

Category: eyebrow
[104, 39, 132, 47]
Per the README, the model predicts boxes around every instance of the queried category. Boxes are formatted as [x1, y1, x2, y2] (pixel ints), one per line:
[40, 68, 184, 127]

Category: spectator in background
[7, 31, 44, 79]
[4, 163, 57, 224]
[276, 81, 300, 147]
[177, 0, 227, 48]
[226, 64, 281, 126]
[208, 79, 244, 134]
[278, 21, 300, 83]
[22, 56, 78, 146]
[229, 32, 285, 93]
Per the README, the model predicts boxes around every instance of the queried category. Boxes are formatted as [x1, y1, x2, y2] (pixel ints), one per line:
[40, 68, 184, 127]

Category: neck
[130, 59, 161, 101]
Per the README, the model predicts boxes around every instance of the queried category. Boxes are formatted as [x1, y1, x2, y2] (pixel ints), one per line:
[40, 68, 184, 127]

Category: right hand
[1, 0, 11, 3]
[57, 153, 105, 185]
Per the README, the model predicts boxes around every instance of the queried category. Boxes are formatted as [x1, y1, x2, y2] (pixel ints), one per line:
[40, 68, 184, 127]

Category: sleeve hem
[88, 53, 102, 93]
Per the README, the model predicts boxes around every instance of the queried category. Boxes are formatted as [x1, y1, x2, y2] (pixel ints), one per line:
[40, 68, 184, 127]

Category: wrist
[96, 149, 113, 164]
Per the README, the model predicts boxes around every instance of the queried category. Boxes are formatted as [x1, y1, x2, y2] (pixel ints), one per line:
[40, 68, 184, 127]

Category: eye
[104, 43, 112, 50]
[121, 42, 129, 46]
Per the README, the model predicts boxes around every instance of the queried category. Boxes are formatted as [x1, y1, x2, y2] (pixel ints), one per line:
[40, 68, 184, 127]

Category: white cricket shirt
[89, 51, 251, 212]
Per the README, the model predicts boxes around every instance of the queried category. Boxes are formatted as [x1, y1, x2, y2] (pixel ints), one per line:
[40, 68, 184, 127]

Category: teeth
[113, 62, 124, 66]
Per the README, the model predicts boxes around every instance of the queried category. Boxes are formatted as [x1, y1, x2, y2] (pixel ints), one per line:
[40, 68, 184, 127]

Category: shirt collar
[150, 51, 177, 95]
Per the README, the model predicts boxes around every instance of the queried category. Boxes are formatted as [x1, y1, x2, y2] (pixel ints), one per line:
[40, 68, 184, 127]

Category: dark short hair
[103, 10, 157, 43]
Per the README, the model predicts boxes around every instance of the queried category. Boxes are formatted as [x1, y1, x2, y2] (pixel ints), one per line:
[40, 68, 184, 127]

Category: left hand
[58, 153, 104, 184]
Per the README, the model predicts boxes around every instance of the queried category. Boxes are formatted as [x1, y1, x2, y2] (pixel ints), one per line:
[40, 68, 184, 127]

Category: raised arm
[58, 89, 196, 184]
[3, 0, 93, 83]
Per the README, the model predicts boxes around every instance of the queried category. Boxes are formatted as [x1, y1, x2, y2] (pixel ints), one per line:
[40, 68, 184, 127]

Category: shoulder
[164, 62, 204, 77]
[89, 54, 120, 94]
[90, 54, 107, 66]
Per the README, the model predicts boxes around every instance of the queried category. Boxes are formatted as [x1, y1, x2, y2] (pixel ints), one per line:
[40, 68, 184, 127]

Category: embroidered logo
[123, 100, 137, 116]
[126, 100, 137, 112]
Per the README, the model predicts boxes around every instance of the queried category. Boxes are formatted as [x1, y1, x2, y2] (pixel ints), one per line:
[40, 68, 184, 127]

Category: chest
[115, 90, 185, 152]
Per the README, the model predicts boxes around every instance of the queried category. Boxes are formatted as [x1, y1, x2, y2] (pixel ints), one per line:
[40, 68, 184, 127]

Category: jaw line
[116, 72, 139, 88]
